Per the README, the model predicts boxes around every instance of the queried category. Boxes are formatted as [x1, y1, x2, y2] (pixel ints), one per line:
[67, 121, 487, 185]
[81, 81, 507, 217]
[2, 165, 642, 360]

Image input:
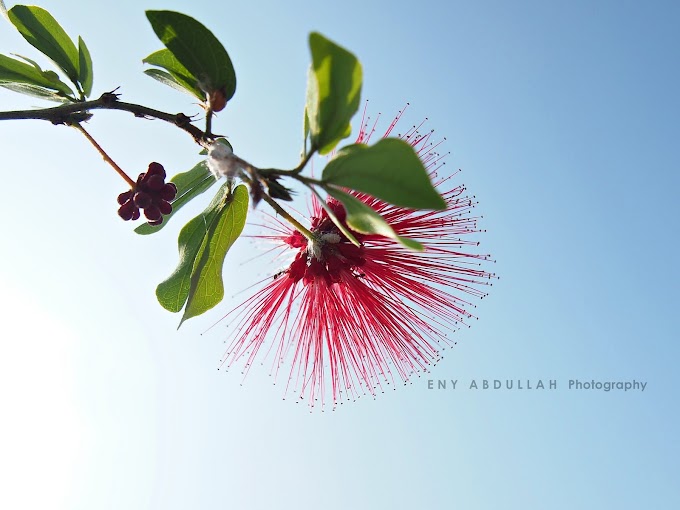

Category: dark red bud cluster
[117, 162, 177, 226]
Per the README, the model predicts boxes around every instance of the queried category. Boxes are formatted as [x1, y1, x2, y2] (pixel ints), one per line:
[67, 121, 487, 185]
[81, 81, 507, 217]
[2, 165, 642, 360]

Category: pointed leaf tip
[179, 185, 249, 325]
[8, 5, 80, 86]
[78, 36, 93, 97]
[325, 187, 423, 251]
[156, 184, 248, 326]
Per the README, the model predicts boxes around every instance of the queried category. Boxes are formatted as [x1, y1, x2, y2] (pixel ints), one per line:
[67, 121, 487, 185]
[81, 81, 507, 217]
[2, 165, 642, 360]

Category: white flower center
[307, 231, 341, 260]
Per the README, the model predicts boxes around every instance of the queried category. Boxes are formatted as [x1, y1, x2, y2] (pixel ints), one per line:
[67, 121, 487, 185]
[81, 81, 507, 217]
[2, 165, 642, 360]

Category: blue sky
[0, 1, 678, 509]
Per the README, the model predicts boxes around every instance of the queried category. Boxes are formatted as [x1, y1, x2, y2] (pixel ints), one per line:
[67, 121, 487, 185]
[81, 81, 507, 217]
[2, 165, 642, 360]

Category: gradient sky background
[1, 0, 678, 509]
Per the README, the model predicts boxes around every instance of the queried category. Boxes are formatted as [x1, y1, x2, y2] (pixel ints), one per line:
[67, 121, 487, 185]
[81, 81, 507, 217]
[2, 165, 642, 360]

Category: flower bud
[133, 191, 152, 209]
[160, 183, 177, 201]
[158, 200, 173, 215]
[117, 190, 133, 205]
[147, 174, 165, 191]
[144, 205, 162, 221]
[117, 201, 137, 221]
[208, 88, 227, 112]
[147, 162, 166, 179]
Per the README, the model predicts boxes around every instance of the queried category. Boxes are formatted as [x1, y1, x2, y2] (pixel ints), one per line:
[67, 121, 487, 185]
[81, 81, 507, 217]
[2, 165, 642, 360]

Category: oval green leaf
[322, 138, 446, 210]
[180, 184, 249, 325]
[10, 53, 73, 94]
[143, 48, 205, 101]
[145, 11, 236, 100]
[0, 53, 74, 97]
[8, 5, 80, 85]
[144, 68, 205, 101]
[156, 182, 231, 312]
[0, 81, 70, 102]
[77, 36, 93, 97]
[305, 32, 362, 155]
[325, 187, 423, 251]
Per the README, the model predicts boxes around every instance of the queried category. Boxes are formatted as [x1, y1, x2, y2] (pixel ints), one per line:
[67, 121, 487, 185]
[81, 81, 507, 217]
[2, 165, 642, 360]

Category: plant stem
[259, 149, 315, 177]
[307, 184, 361, 247]
[205, 108, 213, 136]
[292, 174, 323, 186]
[224, 153, 327, 243]
[292, 149, 315, 174]
[73, 123, 136, 188]
[261, 195, 316, 242]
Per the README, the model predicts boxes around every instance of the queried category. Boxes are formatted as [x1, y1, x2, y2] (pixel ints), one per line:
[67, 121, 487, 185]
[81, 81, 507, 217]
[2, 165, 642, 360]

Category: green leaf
[135, 161, 218, 235]
[143, 49, 192, 77]
[325, 187, 423, 251]
[323, 138, 446, 210]
[180, 184, 248, 325]
[156, 183, 231, 312]
[305, 32, 362, 155]
[143, 48, 205, 100]
[145, 11, 236, 100]
[302, 108, 310, 157]
[0, 53, 74, 96]
[8, 5, 80, 85]
[144, 69, 204, 101]
[77, 36, 93, 97]
[12, 53, 74, 95]
[0, 81, 70, 102]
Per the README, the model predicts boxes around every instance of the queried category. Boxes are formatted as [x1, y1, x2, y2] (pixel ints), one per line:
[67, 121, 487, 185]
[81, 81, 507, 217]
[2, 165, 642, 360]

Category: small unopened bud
[146, 175, 164, 191]
[208, 88, 227, 112]
[249, 179, 264, 208]
[144, 205, 162, 222]
[160, 183, 177, 201]
[133, 191, 152, 209]
[266, 177, 294, 201]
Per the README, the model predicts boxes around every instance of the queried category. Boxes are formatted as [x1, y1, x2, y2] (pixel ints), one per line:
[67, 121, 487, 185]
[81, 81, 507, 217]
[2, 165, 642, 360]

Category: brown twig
[0, 91, 209, 143]
[72, 123, 136, 188]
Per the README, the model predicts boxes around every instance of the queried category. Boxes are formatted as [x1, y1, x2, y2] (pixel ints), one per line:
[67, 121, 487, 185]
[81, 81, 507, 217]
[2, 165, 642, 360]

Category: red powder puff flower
[218, 107, 496, 410]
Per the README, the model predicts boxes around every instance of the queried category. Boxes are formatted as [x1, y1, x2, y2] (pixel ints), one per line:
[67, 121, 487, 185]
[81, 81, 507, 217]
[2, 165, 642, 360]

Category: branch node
[174, 113, 191, 127]
[101, 91, 120, 105]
